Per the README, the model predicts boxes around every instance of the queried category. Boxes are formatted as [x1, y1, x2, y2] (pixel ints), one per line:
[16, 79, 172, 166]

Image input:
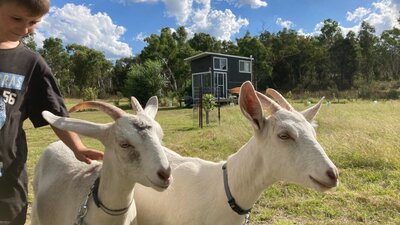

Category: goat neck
[96, 152, 136, 213]
[225, 134, 276, 211]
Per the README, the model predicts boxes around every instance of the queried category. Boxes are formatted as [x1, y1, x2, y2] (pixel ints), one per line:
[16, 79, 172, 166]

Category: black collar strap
[222, 163, 252, 215]
[92, 177, 133, 216]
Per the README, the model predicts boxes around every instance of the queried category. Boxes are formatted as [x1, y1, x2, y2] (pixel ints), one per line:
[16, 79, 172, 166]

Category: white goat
[31, 97, 172, 225]
[134, 81, 339, 225]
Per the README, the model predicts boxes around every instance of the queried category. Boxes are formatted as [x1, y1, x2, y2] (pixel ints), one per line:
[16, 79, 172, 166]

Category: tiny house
[185, 52, 253, 101]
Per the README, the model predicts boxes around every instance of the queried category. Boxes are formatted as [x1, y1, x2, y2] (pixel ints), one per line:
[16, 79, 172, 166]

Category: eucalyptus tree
[21, 32, 37, 51]
[358, 21, 379, 82]
[124, 60, 163, 105]
[267, 28, 303, 90]
[66, 44, 113, 96]
[318, 19, 343, 47]
[329, 31, 361, 89]
[112, 57, 137, 94]
[188, 32, 218, 52]
[139, 27, 195, 96]
[39, 38, 73, 96]
[139, 28, 178, 92]
[237, 31, 272, 90]
[379, 27, 400, 80]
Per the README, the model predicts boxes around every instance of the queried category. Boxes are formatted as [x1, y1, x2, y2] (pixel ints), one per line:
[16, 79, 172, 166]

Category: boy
[0, 0, 104, 224]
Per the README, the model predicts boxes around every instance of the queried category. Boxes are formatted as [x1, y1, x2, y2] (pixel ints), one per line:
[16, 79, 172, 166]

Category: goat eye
[120, 143, 131, 148]
[278, 133, 291, 140]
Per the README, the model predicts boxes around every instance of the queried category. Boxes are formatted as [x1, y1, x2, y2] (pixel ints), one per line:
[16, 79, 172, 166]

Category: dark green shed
[185, 52, 253, 100]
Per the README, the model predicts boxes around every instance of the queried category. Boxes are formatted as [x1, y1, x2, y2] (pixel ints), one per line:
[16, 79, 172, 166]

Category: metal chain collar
[73, 181, 95, 225]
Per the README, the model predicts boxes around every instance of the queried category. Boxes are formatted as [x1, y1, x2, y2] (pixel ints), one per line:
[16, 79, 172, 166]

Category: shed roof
[184, 51, 253, 62]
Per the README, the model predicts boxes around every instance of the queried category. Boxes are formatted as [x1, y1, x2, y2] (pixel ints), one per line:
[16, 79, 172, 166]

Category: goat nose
[157, 166, 171, 182]
[326, 168, 338, 181]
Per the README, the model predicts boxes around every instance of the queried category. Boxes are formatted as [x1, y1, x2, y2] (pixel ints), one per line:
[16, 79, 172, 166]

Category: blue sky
[35, 0, 400, 59]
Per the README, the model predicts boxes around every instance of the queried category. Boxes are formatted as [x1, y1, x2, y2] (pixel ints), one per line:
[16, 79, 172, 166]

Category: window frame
[213, 57, 228, 71]
[239, 60, 251, 73]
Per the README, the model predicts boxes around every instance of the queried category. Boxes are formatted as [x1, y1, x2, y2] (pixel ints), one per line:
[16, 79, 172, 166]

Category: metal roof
[184, 51, 253, 62]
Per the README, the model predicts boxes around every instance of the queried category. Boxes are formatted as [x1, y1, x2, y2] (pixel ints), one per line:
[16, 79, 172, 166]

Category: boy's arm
[51, 126, 104, 164]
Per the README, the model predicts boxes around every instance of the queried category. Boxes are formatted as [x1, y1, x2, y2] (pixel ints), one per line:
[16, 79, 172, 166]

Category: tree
[39, 38, 72, 95]
[112, 57, 137, 94]
[139, 27, 195, 97]
[358, 21, 379, 82]
[21, 33, 37, 51]
[268, 28, 303, 90]
[124, 60, 163, 105]
[237, 31, 272, 90]
[139, 28, 178, 92]
[188, 33, 218, 52]
[202, 94, 216, 125]
[67, 44, 112, 96]
[318, 19, 343, 47]
[329, 32, 360, 89]
[379, 28, 400, 80]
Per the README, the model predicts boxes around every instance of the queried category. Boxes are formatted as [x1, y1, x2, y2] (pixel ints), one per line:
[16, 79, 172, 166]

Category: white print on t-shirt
[2, 90, 16, 105]
[0, 72, 24, 90]
[0, 96, 5, 129]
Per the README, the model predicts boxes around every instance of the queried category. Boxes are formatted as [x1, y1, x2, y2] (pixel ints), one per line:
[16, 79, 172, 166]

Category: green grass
[24, 100, 400, 224]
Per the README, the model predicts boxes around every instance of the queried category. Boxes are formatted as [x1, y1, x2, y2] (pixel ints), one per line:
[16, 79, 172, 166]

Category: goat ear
[266, 88, 294, 111]
[256, 91, 280, 114]
[42, 111, 109, 140]
[301, 97, 324, 122]
[144, 96, 158, 119]
[239, 81, 264, 130]
[131, 97, 144, 113]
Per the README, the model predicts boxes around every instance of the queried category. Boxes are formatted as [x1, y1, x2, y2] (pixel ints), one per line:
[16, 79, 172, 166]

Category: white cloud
[238, 0, 268, 9]
[115, 0, 250, 42]
[305, 0, 400, 38]
[366, 0, 399, 33]
[161, 0, 249, 40]
[297, 21, 323, 37]
[219, 0, 267, 9]
[188, 8, 249, 40]
[135, 32, 148, 41]
[173, 0, 248, 40]
[36, 3, 132, 59]
[343, 0, 399, 35]
[276, 18, 294, 29]
[164, 0, 193, 25]
[115, 0, 160, 4]
[346, 7, 371, 22]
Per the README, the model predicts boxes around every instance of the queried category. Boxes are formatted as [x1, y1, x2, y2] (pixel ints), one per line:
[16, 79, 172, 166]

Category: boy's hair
[0, 0, 50, 16]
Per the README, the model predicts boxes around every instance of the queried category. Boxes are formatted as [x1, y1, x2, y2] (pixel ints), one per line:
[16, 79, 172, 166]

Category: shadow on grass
[176, 127, 197, 132]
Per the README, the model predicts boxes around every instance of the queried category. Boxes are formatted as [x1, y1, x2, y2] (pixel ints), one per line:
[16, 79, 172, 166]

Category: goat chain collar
[74, 176, 133, 224]
[222, 163, 252, 225]
[91, 177, 133, 216]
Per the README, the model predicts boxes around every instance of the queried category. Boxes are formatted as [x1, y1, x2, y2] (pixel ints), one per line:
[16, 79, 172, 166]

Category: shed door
[214, 72, 227, 98]
[192, 72, 212, 100]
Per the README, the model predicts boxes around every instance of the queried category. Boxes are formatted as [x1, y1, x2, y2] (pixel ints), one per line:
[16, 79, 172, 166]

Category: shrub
[82, 87, 98, 101]
[386, 89, 399, 99]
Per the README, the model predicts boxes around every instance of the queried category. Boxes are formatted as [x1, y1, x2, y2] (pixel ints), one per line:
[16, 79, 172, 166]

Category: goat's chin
[145, 176, 171, 192]
[308, 176, 338, 192]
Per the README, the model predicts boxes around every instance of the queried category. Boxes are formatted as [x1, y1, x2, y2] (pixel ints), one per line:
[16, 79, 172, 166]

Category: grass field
[24, 99, 400, 224]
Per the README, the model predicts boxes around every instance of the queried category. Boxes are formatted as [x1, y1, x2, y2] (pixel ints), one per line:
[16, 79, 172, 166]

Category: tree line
[24, 18, 400, 103]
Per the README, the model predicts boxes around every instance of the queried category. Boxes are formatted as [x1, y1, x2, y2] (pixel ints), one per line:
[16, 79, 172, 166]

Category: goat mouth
[309, 176, 336, 189]
[146, 176, 169, 189]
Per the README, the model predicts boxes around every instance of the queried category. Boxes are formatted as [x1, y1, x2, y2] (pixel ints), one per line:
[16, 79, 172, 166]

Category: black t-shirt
[0, 43, 68, 223]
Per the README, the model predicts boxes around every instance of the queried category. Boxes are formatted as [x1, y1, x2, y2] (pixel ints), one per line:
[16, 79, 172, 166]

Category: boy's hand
[51, 126, 104, 164]
[73, 148, 104, 164]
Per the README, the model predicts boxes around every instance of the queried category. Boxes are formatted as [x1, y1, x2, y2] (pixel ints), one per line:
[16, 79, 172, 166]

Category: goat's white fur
[134, 81, 339, 225]
[31, 97, 171, 225]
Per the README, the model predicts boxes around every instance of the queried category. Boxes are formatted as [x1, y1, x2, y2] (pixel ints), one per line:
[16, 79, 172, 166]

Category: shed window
[213, 57, 227, 71]
[239, 60, 251, 73]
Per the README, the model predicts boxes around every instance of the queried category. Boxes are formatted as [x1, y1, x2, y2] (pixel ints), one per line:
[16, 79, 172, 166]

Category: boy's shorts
[0, 166, 28, 225]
